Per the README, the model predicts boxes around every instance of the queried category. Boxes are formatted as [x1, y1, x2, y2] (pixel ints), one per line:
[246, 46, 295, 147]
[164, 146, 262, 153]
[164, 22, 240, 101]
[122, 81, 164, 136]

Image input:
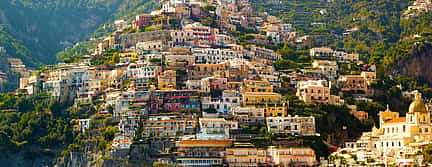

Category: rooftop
[384, 117, 406, 124]
[179, 140, 232, 147]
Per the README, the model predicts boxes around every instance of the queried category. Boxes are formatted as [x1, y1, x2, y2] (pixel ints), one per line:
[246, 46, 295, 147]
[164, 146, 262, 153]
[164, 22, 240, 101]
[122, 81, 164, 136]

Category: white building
[136, 40, 165, 51]
[192, 48, 243, 64]
[311, 60, 338, 79]
[126, 63, 161, 80]
[310, 47, 334, 57]
[202, 90, 241, 115]
[198, 117, 238, 140]
[250, 46, 281, 61]
[78, 119, 91, 133]
[231, 106, 265, 125]
[266, 116, 316, 136]
[113, 20, 130, 32]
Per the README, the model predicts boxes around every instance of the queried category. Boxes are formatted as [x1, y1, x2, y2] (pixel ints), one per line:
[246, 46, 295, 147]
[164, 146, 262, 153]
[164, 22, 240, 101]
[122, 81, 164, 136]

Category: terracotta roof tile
[385, 117, 406, 124]
[179, 140, 232, 147]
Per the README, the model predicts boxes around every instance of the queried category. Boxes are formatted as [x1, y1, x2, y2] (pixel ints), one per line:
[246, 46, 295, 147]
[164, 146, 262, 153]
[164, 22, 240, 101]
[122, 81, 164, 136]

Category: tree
[273, 58, 297, 70]
[277, 44, 296, 60]
[422, 144, 432, 163]
[203, 5, 216, 12]
[112, 53, 120, 64]
[102, 126, 118, 142]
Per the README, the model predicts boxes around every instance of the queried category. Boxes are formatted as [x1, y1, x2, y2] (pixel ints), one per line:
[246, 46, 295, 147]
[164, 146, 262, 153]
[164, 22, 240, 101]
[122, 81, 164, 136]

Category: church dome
[408, 92, 428, 114]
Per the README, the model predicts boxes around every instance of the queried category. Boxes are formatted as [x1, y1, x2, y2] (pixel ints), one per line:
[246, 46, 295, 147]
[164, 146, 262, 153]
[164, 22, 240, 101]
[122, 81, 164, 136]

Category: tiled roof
[242, 92, 281, 95]
[340, 75, 364, 78]
[199, 118, 225, 121]
[179, 140, 232, 147]
[312, 47, 332, 51]
[385, 117, 406, 124]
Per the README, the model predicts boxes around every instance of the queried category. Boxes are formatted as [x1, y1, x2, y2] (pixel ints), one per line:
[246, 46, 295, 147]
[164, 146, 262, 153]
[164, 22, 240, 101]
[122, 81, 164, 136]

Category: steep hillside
[0, 0, 157, 92]
[0, 0, 157, 66]
[254, 0, 432, 82]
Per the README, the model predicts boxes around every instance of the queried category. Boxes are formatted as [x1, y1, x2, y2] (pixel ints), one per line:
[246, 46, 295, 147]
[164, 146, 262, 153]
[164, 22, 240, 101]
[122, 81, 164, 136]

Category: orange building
[158, 70, 176, 90]
[350, 111, 369, 120]
[142, 116, 197, 137]
[264, 102, 288, 117]
[187, 62, 228, 80]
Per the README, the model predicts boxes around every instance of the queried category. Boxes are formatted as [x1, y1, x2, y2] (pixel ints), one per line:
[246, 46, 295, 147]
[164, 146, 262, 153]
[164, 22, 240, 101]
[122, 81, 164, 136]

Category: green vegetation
[420, 144, 432, 163]
[254, 0, 432, 97]
[91, 49, 120, 66]
[0, 0, 158, 79]
[0, 93, 73, 158]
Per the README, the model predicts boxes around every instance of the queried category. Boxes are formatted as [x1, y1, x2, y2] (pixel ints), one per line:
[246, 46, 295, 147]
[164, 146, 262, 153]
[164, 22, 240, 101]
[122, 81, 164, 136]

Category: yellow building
[187, 62, 228, 80]
[158, 70, 176, 90]
[264, 102, 288, 117]
[241, 92, 282, 106]
[227, 81, 242, 90]
[243, 79, 273, 93]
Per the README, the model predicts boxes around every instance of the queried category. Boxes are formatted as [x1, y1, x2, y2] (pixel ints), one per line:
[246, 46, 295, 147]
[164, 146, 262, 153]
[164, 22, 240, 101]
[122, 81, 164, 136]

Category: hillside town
[11, 0, 432, 166]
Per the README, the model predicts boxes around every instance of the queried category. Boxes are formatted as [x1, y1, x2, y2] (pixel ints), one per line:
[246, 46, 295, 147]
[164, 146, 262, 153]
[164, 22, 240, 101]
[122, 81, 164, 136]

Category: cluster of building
[7, 58, 29, 78]
[285, 47, 376, 107]
[16, 0, 324, 166]
[17, 0, 425, 166]
[404, 0, 432, 18]
[331, 92, 432, 166]
[309, 47, 360, 62]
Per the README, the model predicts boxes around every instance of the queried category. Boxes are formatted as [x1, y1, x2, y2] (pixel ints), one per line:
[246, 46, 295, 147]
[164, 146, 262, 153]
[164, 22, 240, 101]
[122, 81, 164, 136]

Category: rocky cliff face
[396, 42, 432, 84]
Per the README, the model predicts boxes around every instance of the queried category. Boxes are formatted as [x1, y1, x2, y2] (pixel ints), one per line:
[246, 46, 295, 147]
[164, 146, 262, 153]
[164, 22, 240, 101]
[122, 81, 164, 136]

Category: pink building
[149, 90, 201, 114]
[191, 4, 204, 19]
[296, 80, 330, 104]
[183, 22, 219, 47]
[132, 14, 154, 30]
